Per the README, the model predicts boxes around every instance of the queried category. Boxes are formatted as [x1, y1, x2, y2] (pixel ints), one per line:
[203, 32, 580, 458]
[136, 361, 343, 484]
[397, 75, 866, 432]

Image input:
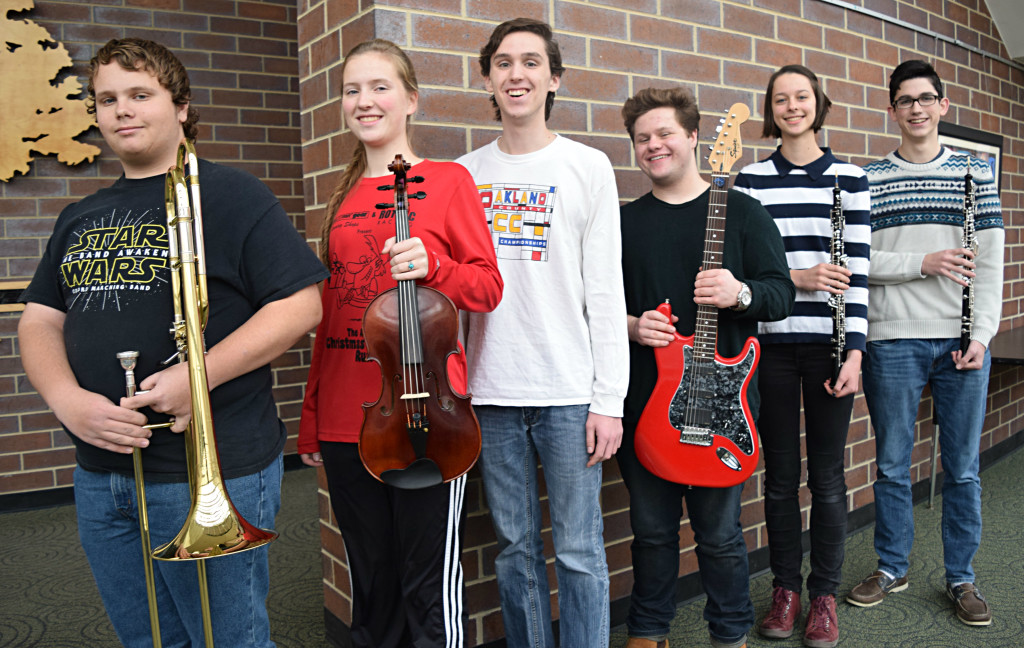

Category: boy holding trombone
[19, 38, 326, 647]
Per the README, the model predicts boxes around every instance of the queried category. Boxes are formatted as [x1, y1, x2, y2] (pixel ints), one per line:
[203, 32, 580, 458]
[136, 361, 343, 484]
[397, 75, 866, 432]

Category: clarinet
[828, 174, 847, 386]
[960, 159, 977, 355]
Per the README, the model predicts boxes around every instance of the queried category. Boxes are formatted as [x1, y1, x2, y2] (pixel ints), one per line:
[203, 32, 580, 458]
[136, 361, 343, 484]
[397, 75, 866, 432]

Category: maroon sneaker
[758, 586, 801, 639]
[804, 595, 838, 648]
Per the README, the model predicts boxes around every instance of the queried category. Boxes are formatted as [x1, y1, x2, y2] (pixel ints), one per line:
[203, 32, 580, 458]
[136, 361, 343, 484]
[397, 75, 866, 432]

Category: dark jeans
[758, 343, 852, 598]
[617, 424, 753, 645]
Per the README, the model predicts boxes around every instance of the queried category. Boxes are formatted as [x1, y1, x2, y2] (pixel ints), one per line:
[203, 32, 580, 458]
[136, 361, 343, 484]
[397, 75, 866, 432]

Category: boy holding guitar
[618, 87, 794, 648]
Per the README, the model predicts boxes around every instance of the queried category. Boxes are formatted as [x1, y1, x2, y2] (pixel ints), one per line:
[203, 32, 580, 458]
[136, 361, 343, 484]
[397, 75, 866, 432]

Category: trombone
[119, 140, 277, 648]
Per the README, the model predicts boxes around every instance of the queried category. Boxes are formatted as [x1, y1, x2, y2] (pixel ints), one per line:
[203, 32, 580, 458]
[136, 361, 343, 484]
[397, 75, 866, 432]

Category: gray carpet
[2, 447, 1022, 647]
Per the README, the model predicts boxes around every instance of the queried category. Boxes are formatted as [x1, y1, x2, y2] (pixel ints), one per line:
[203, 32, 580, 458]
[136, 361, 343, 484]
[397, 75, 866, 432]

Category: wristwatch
[733, 283, 752, 311]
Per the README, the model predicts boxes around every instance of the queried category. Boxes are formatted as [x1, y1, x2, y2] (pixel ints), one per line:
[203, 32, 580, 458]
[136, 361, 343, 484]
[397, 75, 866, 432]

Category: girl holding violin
[298, 39, 502, 648]
[733, 65, 871, 648]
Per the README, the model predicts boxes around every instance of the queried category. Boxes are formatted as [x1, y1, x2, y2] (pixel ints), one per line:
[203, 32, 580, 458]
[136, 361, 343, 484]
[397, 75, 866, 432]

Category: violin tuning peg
[409, 191, 427, 200]
[377, 184, 395, 191]
[409, 176, 425, 183]
[375, 202, 394, 209]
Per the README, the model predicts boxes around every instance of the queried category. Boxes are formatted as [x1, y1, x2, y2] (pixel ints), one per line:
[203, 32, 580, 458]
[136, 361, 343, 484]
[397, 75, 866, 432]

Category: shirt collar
[769, 146, 835, 180]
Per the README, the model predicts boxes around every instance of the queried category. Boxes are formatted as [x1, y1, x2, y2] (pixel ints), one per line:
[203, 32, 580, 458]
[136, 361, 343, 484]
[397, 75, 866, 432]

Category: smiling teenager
[847, 59, 1004, 629]
[732, 65, 871, 648]
[456, 18, 629, 648]
[618, 86, 794, 648]
[297, 39, 502, 648]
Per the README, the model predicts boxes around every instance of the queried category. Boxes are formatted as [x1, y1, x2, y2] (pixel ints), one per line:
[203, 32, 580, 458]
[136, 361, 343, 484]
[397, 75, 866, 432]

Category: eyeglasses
[892, 93, 941, 110]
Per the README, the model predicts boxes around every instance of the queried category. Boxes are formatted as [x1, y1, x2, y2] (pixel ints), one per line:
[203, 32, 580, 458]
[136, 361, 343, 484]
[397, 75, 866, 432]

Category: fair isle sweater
[863, 147, 1004, 346]
[734, 147, 871, 352]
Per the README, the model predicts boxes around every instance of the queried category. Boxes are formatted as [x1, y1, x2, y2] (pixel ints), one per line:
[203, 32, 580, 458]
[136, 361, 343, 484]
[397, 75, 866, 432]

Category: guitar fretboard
[694, 173, 729, 364]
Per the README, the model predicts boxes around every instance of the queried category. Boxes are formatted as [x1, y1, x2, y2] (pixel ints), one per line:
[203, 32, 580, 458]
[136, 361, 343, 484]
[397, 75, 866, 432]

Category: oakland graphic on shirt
[477, 183, 556, 262]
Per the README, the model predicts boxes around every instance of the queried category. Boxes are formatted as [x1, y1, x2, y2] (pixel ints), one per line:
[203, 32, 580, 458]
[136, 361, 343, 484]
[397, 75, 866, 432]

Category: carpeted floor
[611, 444, 1024, 648]
[2, 446, 1022, 647]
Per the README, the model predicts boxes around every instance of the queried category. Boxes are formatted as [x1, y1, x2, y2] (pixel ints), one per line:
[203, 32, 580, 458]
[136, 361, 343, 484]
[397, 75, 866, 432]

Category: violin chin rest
[381, 458, 444, 490]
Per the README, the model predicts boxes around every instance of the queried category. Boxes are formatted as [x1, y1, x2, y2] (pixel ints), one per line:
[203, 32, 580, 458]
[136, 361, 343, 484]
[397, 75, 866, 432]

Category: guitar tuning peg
[409, 191, 427, 200]
[375, 202, 394, 209]
[377, 184, 395, 191]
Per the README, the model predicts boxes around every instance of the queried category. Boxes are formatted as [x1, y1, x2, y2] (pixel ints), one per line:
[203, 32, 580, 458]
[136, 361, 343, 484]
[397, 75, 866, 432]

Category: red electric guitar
[635, 103, 759, 488]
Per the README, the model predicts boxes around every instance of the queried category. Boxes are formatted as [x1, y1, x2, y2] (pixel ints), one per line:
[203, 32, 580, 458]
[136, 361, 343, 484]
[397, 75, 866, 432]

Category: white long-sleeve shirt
[457, 135, 629, 416]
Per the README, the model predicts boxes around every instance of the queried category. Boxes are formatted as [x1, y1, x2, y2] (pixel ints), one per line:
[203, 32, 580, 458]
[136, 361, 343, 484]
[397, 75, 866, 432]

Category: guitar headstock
[707, 103, 750, 176]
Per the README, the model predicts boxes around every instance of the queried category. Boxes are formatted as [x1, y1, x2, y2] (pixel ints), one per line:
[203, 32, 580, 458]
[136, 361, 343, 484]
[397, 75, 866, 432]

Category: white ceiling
[985, 0, 1024, 63]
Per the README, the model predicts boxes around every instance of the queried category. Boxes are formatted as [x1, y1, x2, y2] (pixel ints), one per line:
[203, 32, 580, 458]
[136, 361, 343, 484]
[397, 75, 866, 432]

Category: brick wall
[296, 1, 1023, 645]
[0, 0, 308, 497]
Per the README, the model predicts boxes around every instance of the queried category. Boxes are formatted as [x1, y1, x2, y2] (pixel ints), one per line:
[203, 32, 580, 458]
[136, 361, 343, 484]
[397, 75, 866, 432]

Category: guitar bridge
[679, 427, 713, 446]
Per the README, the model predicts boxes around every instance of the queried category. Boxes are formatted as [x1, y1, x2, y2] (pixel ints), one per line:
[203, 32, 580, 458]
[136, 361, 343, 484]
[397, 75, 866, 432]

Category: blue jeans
[617, 423, 753, 646]
[74, 455, 282, 648]
[863, 338, 989, 584]
[475, 405, 609, 648]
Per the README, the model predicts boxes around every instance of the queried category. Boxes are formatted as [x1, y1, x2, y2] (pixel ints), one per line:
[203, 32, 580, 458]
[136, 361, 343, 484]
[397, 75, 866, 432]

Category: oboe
[960, 159, 977, 355]
[828, 174, 847, 386]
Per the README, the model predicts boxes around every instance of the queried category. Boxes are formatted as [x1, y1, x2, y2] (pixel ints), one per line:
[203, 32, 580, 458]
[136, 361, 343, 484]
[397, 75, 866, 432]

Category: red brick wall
[0, 0, 308, 496]
[296, 1, 1023, 645]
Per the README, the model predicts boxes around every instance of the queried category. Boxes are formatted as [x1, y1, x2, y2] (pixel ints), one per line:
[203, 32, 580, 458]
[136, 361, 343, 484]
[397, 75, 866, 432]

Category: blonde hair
[319, 40, 419, 265]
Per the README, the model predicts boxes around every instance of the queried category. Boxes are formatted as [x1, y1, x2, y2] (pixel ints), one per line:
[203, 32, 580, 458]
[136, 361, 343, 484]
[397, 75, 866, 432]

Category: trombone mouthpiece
[117, 350, 140, 371]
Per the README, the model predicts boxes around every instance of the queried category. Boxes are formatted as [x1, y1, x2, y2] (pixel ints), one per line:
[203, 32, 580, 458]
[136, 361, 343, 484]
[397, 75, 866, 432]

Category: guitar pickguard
[669, 344, 757, 456]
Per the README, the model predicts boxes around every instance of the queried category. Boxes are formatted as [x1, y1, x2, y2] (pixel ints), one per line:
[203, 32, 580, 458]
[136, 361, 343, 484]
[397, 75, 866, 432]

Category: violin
[358, 155, 482, 489]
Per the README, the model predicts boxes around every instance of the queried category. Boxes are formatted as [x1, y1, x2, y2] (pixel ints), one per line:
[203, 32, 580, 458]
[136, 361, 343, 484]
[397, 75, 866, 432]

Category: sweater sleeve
[421, 164, 503, 313]
[583, 158, 629, 417]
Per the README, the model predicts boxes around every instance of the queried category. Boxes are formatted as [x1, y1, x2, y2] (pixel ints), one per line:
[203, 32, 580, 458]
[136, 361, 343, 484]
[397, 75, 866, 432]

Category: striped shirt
[734, 147, 870, 351]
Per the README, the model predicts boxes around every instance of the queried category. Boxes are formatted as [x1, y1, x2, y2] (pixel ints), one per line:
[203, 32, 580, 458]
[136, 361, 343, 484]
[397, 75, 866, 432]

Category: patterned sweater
[734, 147, 871, 352]
[862, 147, 1004, 346]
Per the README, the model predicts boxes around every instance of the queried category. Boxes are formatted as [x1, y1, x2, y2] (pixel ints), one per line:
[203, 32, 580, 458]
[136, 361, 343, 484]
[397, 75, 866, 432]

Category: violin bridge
[400, 392, 430, 400]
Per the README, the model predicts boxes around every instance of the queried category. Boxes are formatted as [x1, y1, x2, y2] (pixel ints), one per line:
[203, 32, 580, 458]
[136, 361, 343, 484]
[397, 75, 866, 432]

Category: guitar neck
[694, 173, 730, 363]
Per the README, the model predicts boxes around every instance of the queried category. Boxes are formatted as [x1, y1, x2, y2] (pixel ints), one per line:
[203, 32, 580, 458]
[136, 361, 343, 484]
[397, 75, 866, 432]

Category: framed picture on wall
[938, 122, 1002, 196]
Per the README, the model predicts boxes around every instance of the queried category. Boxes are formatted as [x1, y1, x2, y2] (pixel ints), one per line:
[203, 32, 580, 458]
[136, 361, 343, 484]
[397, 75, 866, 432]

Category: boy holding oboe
[847, 59, 1004, 628]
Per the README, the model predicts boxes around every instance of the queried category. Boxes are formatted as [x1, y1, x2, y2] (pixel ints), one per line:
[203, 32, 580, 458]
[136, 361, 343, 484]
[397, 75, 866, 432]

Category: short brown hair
[622, 87, 700, 142]
[479, 18, 565, 122]
[761, 64, 831, 139]
[87, 38, 199, 141]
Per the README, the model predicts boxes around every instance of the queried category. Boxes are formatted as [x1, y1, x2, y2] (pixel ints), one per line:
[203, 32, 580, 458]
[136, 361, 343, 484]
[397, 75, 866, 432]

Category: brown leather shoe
[625, 638, 668, 648]
[946, 582, 992, 626]
[846, 570, 908, 607]
[758, 586, 801, 638]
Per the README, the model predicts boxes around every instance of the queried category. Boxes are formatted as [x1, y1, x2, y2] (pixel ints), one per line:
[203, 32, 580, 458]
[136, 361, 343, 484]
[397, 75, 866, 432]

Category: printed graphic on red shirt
[59, 210, 168, 311]
[476, 183, 556, 261]
[327, 233, 387, 310]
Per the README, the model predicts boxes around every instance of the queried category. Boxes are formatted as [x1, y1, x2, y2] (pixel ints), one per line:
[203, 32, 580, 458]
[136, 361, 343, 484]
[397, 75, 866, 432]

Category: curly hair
[622, 86, 700, 141]
[87, 37, 199, 141]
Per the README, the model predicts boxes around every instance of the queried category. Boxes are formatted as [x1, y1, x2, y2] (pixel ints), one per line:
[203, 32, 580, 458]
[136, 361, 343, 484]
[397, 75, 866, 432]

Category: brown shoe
[758, 586, 801, 639]
[946, 582, 992, 626]
[625, 638, 668, 648]
[846, 570, 908, 607]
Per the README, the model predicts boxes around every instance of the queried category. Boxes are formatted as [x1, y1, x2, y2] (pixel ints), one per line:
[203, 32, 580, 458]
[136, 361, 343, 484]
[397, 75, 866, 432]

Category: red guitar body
[635, 302, 760, 487]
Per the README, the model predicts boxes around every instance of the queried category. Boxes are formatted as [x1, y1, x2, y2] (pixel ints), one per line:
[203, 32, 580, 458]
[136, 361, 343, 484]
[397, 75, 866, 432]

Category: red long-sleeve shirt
[298, 160, 502, 450]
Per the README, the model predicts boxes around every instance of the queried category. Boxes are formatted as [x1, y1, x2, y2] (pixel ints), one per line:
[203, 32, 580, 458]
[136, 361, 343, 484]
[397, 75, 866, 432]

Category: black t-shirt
[619, 188, 794, 429]
[22, 160, 329, 481]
